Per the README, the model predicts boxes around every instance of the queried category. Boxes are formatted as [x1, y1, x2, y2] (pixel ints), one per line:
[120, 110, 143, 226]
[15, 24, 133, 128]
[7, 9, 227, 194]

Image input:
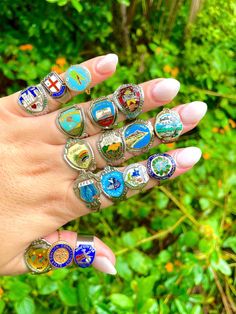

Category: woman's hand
[0, 54, 207, 275]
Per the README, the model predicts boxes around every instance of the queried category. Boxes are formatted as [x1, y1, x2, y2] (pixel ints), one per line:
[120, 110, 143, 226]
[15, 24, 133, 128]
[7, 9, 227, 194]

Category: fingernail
[152, 78, 180, 102]
[181, 101, 207, 123]
[96, 54, 118, 74]
[93, 256, 117, 275]
[176, 147, 202, 168]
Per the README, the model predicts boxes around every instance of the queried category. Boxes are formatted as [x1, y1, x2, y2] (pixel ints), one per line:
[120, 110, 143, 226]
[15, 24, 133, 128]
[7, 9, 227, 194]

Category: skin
[0, 55, 207, 276]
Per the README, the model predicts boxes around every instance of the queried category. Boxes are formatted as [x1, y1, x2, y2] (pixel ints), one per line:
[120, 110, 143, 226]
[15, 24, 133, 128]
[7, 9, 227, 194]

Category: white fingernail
[96, 54, 118, 74]
[152, 78, 180, 102]
[176, 147, 202, 168]
[181, 101, 207, 123]
[93, 256, 117, 275]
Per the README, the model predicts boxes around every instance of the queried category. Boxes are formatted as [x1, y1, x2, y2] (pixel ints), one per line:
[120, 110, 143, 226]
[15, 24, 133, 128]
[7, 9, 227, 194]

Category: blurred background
[0, 0, 236, 313]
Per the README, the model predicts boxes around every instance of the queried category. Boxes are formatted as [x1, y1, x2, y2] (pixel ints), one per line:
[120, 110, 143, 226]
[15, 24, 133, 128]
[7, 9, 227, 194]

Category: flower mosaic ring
[113, 84, 144, 120]
[65, 65, 91, 93]
[123, 163, 150, 190]
[147, 153, 176, 180]
[154, 108, 183, 143]
[74, 236, 96, 268]
[48, 241, 74, 269]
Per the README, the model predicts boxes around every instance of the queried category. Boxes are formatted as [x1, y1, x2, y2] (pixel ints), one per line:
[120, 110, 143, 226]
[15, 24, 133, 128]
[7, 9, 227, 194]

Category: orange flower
[51, 65, 63, 74]
[202, 225, 214, 237]
[203, 153, 210, 160]
[212, 127, 219, 133]
[229, 119, 236, 128]
[174, 260, 182, 267]
[171, 67, 179, 77]
[218, 180, 222, 188]
[165, 262, 174, 272]
[166, 142, 175, 149]
[163, 65, 171, 73]
[19, 44, 33, 51]
[0, 287, 3, 296]
[219, 129, 225, 134]
[224, 125, 230, 132]
[156, 47, 162, 54]
[56, 57, 67, 66]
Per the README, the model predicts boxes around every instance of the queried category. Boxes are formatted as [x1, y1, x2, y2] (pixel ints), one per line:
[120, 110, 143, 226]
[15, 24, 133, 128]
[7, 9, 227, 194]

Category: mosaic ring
[154, 108, 183, 143]
[147, 153, 176, 180]
[89, 96, 118, 130]
[123, 163, 150, 190]
[74, 236, 96, 268]
[24, 239, 52, 274]
[97, 130, 126, 166]
[18, 84, 49, 116]
[56, 105, 87, 138]
[48, 240, 74, 269]
[73, 171, 101, 211]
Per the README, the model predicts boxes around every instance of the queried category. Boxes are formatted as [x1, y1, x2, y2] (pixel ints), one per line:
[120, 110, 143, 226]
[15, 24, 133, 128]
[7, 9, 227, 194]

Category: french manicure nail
[96, 54, 118, 74]
[176, 147, 202, 168]
[181, 101, 207, 123]
[152, 78, 180, 102]
[93, 256, 117, 275]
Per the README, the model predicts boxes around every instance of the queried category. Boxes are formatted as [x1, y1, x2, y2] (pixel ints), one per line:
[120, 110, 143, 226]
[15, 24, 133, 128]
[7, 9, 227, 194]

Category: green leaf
[36, 276, 58, 295]
[127, 250, 152, 275]
[198, 239, 212, 253]
[181, 231, 199, 247]
[7, 281, 31, 301]
[139, 298, 159, 314]
[0, 300, 5, 314]
[58, 281, 78, 306]
[116, 256, 133, 281]
[174, 299, 188, 314]
[223, 237, 236, 253]
[191, 305, 203, 314]
[71, 0, 83, 13]
[15, 297, 35, 314]
[110, 293, 134, 310]
[216, 258, 232, 276]
[77, 281, 90, 312]
[193, 265, 204, 285]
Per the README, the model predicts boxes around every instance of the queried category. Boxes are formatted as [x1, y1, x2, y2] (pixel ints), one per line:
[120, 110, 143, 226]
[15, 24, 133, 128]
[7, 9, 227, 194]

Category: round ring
[65, 65, 91, 93]
[122, 119, 154, 153]
[56, 105, 87, 138]
[123, 163, 149, 190]
[154, 108, 183, 143]
[89, 96, 118, 130]
[41, 71, 71, 103]
[97, 130, 126, 165]
[74, 235, 96, 268]
[48, 241, 74, 269]
[24, 239, 52, 274]
[113, 83, 144, 120]
[18, 85, 48, 116]
[100, 166, 127, 201]
[147, 153, 176, 180]
[64, 138, 96, 171]
[73, 171, 101, 211]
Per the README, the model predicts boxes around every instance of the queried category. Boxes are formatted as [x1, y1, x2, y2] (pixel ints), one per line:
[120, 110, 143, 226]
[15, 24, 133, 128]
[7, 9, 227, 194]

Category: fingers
[41, 78, 180, 144]
[3, 230, 116, 276]
[56, 100, 207, 178]
[3, 54, 119, 117]
[65, 147, 202, 220]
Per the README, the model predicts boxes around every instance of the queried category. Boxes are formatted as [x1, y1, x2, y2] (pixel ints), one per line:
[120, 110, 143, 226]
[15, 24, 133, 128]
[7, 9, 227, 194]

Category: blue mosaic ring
[147, 153, 176, 180]
[74, 236, 96, 268]
[65, 65, 91, 93]
[48, 241, 74, 268]
[100, 166, 127, 201]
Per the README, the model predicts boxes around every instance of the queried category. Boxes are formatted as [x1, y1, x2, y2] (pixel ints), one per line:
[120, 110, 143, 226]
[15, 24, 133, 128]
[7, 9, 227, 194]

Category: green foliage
[0, 0, 236, 313]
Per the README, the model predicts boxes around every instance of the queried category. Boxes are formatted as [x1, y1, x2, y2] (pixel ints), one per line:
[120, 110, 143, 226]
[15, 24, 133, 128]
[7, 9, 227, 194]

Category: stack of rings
[24, 232, 96, 274]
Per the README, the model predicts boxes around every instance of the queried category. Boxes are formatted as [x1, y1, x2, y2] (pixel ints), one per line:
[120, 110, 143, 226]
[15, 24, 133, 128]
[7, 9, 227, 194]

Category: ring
[74, 235, 96, 268]
[47, 231, 74, 269]
[147, 153, 176, 180]
[113, 84, 144, 120]
[123, 163, 149, 190]
[89, 96, 118, 130]
[122, 119, 154, 153]
[97, 130, 126, 165]
[65, 65, 91, 93]
[18, 85, 48, 115]
[73, 171, 101, 211]
[154, 108, 183, 143]
[64, 138, 96, 171]
[24, 239, 52, 274]
[100, 166, 127, 201]
[56, 105, 87, 138]
[41, 71, 71, 104]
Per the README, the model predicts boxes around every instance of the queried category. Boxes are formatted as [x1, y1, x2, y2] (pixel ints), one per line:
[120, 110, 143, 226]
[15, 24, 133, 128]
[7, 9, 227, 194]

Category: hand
[0, 53, 207, 275]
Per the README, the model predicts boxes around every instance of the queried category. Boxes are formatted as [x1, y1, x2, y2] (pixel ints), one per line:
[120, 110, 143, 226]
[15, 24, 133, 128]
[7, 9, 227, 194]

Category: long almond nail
[96, 54, 118, 74]
[181, 101, 207, 124]
[152, 78, 180, 102]
[176, 147, 202, 168]
[93, 256, 117, 275]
